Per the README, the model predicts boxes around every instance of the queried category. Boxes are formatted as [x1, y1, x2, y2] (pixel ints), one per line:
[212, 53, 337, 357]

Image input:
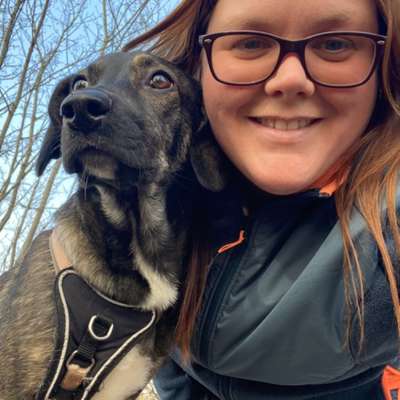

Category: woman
[124, 0, 400, 398]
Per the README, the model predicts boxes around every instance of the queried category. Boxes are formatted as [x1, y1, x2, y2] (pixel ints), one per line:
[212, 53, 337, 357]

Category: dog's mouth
[70, 147, 144, 190]
[76, 148, 118, 180]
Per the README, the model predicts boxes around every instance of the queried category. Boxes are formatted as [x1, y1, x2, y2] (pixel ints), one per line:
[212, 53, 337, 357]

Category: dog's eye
[148, 73, 174, 90]
[72, 79, 89, 91]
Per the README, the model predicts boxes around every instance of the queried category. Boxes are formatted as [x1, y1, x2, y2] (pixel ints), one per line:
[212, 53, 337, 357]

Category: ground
[137, 382, 159, 400]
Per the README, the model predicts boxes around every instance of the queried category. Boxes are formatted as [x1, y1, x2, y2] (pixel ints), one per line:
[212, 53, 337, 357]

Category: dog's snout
[60, 89, 111, 132]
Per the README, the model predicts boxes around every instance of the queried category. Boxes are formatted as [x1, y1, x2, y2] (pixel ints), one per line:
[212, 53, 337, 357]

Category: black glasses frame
[198, 30, 387, 88]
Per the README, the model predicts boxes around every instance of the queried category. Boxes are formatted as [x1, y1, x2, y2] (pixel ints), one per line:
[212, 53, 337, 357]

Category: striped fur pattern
[0, 52, 226, 399]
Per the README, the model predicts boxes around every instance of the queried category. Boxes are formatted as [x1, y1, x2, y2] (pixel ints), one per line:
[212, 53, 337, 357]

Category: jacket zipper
[195, 233, 249, 365]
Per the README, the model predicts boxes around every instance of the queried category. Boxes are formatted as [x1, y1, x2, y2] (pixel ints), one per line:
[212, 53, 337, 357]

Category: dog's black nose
[60, 89, 112, 133]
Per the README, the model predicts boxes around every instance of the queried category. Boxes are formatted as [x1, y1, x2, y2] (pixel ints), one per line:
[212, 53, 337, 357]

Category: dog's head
[36, 51, 226, 191]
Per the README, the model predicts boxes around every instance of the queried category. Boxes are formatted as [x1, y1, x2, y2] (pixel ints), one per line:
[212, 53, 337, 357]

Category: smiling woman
[201, 0, 381, 195]
[124, 0, 400, 399]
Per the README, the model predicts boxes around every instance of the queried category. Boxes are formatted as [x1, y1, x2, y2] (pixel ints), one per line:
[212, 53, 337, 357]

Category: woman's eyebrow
[215, 12, 359, 34]
[307, 13, 356, 32]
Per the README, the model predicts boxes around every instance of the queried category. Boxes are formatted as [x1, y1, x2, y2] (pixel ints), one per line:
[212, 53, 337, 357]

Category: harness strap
[36, 231, 157, 400]
[61, 315, 113, 391]
[50, 230, 73, 272]
[50, 230, 93, 393]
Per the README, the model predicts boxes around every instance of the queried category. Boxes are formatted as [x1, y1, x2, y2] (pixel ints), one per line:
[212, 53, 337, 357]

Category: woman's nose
[263, 54, 316, 98]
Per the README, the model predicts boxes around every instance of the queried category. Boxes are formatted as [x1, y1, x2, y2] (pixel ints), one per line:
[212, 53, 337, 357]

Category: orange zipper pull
[217, 230, 245, 254]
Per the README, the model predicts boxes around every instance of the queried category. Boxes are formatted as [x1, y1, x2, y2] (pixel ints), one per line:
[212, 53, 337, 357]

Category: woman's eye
[72, 79, 89, 91]
[314, 37, 354, 53]
[148, 73, 174, 90]
[227, 36, 276, 59]
[234, 37, 271, 51]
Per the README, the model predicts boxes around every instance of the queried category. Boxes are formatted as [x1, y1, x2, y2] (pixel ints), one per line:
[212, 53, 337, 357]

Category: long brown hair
[124, 0, 400, 360]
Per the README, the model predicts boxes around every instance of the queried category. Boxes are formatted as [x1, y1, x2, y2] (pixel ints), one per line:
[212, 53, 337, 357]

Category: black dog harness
[36, 233, 157, 400]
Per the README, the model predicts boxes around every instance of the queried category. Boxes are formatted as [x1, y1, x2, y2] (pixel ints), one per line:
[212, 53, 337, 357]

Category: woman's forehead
[207, 0, 379, 36]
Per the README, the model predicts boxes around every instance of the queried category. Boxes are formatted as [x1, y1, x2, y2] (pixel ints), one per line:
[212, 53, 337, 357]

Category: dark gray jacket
[155, 188, 399, 399]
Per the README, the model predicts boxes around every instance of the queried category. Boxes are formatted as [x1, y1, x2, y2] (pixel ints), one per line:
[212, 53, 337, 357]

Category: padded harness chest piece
[36, 269, 156, 400]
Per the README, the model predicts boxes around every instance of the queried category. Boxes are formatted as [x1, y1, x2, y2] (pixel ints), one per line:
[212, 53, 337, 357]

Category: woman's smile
[247, 116, 322, 144]
[251, 117, 318, 131]
[202, 0, 379, 194]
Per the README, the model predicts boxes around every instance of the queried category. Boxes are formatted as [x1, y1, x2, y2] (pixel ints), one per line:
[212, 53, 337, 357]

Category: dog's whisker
[170, 171, 196, 189]
[51, 143, 61, 152]
[82, 172, 89, 201]
[3, 51, 223, 400]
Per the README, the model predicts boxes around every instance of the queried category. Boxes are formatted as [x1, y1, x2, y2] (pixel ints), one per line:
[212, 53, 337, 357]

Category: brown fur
[0, 51, 226, 399]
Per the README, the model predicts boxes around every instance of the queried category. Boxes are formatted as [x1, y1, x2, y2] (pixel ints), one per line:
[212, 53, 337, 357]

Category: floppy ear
[36, 76, 71, 176]
[190, 120, 228, 192]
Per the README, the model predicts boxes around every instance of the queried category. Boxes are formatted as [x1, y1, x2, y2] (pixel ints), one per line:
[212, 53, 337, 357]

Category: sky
[0, 0, 181, 267]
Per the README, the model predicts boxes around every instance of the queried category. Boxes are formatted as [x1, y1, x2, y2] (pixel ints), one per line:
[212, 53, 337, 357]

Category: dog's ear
[36, 76, 71, 176]
[190, 120, 228, 192]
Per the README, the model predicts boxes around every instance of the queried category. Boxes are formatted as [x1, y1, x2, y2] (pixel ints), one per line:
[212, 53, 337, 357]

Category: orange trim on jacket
[308, 160, 350, 197]
[217, 230, 245, 254]
[217, 151, 354, 253]
[382, 365, 400, 400]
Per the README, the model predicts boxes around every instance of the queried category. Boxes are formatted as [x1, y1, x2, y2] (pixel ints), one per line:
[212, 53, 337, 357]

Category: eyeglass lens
[210, 33, 377, 86]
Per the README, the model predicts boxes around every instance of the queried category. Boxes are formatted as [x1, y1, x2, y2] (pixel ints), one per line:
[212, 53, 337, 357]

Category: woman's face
[201, 0, 379, 195]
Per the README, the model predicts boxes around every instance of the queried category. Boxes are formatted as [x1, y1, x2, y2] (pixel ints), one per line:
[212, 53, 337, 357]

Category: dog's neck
[52, 179, 192, 310]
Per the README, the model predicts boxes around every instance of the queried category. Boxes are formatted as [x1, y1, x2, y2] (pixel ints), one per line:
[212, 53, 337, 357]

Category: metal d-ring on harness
[34, 231, 157, 400]
[61, 315, 114, 391]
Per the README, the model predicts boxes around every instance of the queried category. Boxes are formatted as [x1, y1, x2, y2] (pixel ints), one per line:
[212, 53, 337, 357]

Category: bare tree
[0, 0, 176, 272]
[1, 2, 179, 397]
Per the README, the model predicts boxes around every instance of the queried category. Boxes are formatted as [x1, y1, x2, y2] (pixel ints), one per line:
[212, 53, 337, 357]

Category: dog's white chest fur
[91, 346, 152, 399]
[134, 248, 178, 311]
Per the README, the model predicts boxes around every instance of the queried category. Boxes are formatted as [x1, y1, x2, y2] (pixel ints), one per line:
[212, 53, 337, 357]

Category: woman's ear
[36, 76, 71, 176]
[190, 121, 228, 192]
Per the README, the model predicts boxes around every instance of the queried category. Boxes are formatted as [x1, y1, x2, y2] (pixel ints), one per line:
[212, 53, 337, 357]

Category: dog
[0, 51, 226, 399]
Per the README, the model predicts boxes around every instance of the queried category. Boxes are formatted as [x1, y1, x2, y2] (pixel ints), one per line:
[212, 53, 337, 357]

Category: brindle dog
[0, 52, 226, 399]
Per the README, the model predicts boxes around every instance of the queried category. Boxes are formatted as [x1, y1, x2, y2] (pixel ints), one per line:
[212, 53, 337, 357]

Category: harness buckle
[60, 350, 95, 391]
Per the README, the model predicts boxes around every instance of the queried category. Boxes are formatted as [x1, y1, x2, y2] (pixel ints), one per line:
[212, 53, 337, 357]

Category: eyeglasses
[198, 30, 387, 88]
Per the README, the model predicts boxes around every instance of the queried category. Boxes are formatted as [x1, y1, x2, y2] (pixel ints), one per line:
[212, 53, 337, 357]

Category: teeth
[288, 120, 300, 130]
[255, 118, 315, 130]
[266, 119, 275, 129]
[275, 119, 287, 130]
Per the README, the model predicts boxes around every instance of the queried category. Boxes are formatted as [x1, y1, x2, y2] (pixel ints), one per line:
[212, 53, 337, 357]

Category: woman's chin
[245, 174, 316, 196]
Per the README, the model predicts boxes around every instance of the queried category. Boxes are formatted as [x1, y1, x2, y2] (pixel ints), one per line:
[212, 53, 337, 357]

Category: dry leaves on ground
[137, 381, 159, 400]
